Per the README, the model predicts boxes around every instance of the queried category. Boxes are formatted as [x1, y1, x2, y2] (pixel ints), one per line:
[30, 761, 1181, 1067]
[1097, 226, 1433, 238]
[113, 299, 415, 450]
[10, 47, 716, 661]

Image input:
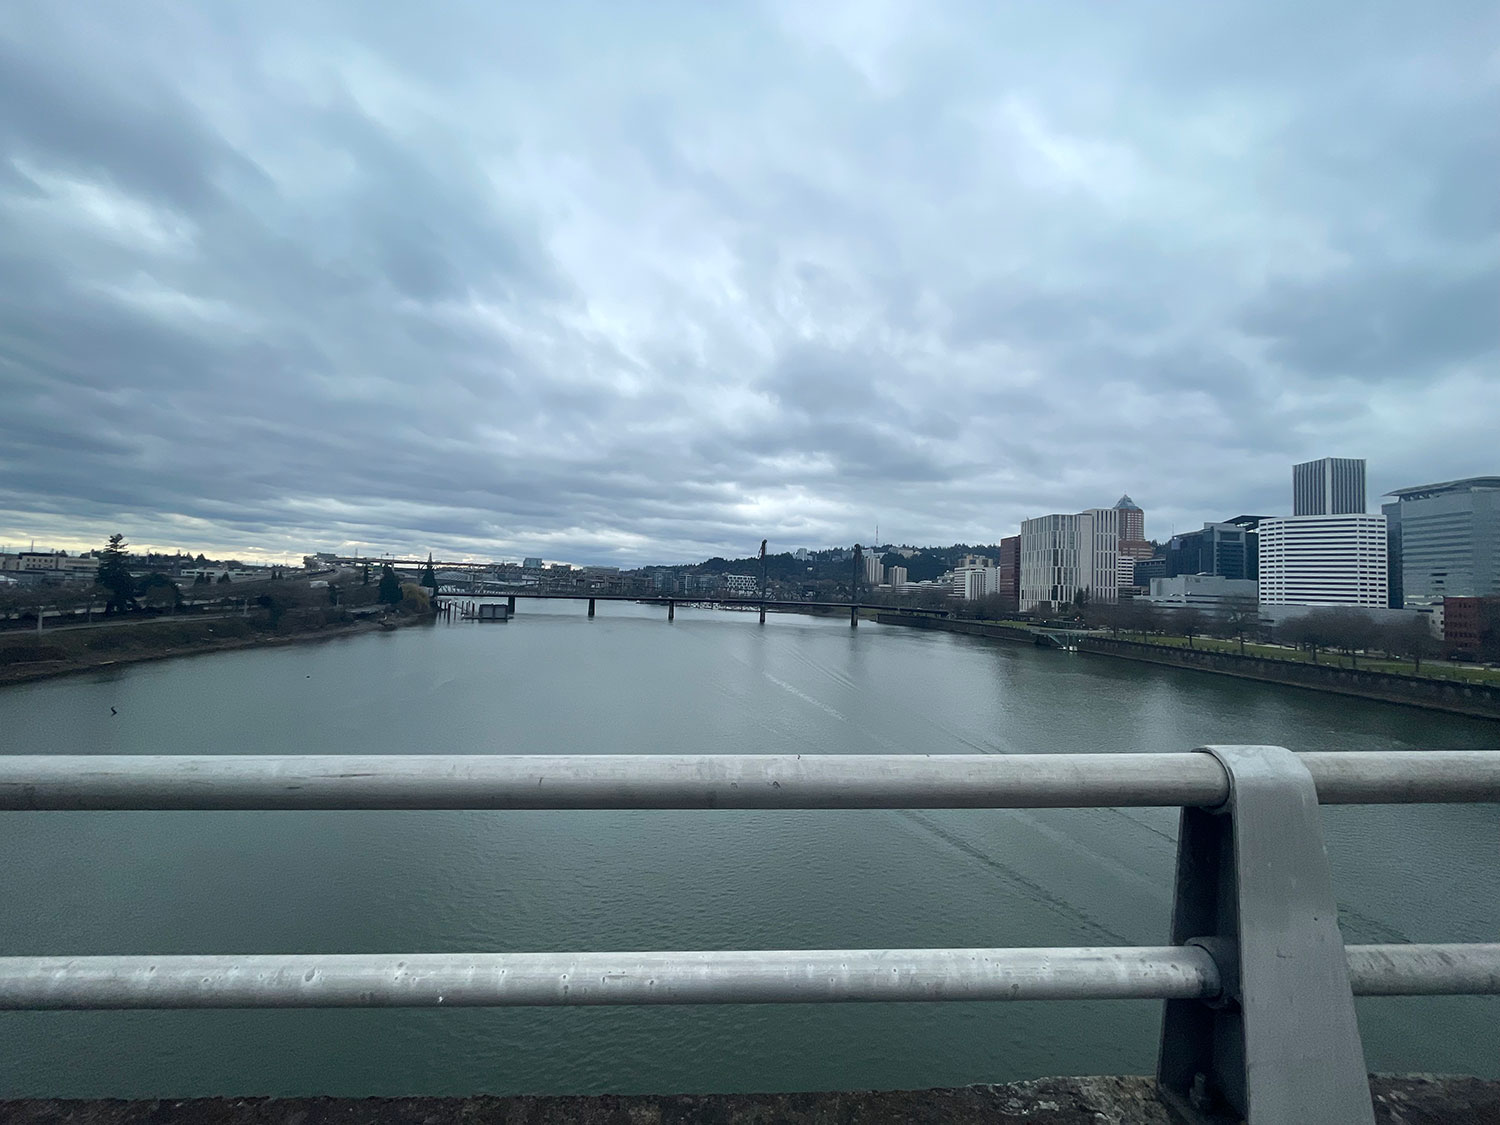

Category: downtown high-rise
[1293, 457, 1366, 516]
[1019, 507, 1122, 611]
[1381, 476, 1500, 607]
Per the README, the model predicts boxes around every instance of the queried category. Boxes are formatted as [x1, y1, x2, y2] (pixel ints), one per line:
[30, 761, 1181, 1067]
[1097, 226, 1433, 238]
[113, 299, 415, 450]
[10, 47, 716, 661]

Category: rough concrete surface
[4, 1076, 1499, 1125]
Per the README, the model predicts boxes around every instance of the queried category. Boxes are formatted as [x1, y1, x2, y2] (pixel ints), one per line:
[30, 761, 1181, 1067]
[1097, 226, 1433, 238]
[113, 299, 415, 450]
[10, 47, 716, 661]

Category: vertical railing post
[1158, 745, 1373, 1124]
[587, 598, 596, 618]
[668, 599, 674, 621]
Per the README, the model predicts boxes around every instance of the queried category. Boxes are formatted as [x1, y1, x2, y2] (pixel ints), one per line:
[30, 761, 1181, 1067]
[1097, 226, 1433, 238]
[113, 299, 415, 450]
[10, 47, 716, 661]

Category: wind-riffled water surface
[1, 604, 1496, 1096]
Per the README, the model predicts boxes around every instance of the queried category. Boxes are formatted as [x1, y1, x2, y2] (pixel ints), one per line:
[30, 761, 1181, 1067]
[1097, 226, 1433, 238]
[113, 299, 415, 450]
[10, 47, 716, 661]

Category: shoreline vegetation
[928, 612, 1500, 686]
[875, 612, 1500, 721]
[0, 608, 432, 688]
[0, 553, 439, 689]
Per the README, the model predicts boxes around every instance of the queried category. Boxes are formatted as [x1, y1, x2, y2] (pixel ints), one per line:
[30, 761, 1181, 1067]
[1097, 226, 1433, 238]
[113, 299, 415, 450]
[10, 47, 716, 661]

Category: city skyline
[0, 462, 1487, 571]
[1, 4, 1495, 566]
[8, 461, 1499, 620]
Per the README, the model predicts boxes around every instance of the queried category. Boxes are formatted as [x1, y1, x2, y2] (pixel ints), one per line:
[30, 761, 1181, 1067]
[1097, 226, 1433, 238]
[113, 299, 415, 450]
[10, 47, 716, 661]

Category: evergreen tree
[139, 573, 181, 612]
[96, 533, 137, 614]
[218, 571, 232, 584]
[378, 564, 402, 606]
[420, 553, 438, 591]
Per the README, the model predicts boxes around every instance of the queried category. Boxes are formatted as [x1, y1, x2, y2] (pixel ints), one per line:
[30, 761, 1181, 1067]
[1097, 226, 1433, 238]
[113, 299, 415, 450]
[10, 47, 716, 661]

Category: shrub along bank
[0, 598, 432, 687]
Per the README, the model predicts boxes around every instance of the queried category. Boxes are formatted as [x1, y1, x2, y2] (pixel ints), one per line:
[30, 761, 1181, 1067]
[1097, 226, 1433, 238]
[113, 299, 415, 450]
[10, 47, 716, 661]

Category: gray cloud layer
[1, 1, 1496, 563]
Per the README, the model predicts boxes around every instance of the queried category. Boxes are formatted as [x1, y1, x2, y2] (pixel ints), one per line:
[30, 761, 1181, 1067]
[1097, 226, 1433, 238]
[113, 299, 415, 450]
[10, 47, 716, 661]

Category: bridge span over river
[437, 589, 951, 625]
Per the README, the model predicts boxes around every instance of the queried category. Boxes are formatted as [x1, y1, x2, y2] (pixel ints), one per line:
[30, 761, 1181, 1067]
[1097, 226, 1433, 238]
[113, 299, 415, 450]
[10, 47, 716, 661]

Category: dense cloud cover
[1, 1, 1495, 563]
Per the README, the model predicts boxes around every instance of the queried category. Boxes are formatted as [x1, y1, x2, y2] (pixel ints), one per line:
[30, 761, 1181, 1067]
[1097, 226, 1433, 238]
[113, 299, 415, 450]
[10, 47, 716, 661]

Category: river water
[1, 603, 1496, 1097]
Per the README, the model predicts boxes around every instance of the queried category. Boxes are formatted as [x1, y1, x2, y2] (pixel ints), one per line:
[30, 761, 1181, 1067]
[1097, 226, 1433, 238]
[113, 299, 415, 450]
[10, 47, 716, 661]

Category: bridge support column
[1158, 745, 1373, 1125]
[667, 600, 674, 622]
[850, 604, 858, 627]
[587, 598, 595, 618]
[507, 596, 515, 613]
[759, 604, 766, 625]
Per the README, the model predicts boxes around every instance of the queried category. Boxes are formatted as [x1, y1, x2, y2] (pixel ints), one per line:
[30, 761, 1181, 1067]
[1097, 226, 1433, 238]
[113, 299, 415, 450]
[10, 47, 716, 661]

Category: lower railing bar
[0, 943, 1494, 1010]
[1, 752, 1496, 811]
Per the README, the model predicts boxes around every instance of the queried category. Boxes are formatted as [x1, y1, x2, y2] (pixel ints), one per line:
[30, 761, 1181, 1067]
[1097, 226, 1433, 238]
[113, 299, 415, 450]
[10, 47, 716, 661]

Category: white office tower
[1019, 508, 1121, 611]
[952, 565, 1000, 600]
[1257, 513, 1387, 607]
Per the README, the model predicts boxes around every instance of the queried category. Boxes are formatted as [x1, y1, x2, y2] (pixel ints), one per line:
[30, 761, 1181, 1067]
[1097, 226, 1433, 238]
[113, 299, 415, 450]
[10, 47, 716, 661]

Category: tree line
[1, 536, 439, 627]
[1075, 597, 1465, 671]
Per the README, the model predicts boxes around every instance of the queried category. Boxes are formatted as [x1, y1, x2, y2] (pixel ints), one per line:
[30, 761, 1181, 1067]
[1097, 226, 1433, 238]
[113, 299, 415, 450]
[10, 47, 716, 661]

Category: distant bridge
[436, 590, 949, 626]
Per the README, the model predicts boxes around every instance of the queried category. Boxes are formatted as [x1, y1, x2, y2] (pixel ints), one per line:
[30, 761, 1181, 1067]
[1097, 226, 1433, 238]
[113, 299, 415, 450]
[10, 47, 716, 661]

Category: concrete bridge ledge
[4, 1075, 1498, 1125]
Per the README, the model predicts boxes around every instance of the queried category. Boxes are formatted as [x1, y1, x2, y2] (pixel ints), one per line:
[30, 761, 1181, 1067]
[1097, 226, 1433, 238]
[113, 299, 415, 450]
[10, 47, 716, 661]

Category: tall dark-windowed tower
[1293, 457, 1366, 516]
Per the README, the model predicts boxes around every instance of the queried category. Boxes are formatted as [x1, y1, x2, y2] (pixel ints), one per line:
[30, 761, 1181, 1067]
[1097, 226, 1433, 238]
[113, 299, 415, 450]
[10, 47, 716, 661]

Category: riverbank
[0, 611, 430, 688]
[3, 1075, 1495, 1124]
[879, 614, 1500, 720]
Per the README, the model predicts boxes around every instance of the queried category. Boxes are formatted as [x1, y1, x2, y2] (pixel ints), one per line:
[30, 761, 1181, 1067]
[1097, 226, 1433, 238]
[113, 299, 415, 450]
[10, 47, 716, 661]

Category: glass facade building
[1381, 477, 1500, 607]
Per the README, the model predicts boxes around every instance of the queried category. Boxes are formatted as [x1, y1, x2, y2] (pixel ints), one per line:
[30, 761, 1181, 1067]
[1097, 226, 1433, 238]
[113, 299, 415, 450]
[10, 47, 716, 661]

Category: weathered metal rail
[2, 751, 1496, 810]
[3, 943, 1495, 1011]
[2, 746, 1497, 1125]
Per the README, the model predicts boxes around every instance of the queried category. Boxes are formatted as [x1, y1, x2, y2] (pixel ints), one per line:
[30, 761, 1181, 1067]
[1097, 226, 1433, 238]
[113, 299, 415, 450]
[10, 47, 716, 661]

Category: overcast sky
[1, 2, 1496, 564]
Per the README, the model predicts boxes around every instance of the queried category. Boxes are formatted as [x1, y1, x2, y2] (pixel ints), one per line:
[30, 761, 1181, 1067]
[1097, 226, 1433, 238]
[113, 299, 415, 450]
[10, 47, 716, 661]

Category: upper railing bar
[0, 943, 1493, 1010]
[0, 752, 1495, 811]
[0, 947, 1219, 1009]
[1296, 752, 1500, 805]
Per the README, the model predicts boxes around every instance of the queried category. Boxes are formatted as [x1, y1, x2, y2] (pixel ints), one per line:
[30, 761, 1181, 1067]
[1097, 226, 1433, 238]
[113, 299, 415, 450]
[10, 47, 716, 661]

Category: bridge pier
[850, 604, 858, 627]
[587, 598, 595, 618]
[507, 596, 515, 613]
[759, 604, 766, 625]
[668, 600, 674, 622]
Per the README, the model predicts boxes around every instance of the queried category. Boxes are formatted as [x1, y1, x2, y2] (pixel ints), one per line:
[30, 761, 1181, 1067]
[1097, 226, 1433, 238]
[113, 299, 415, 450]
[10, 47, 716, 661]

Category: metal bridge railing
[1, 748, 1497, 1125]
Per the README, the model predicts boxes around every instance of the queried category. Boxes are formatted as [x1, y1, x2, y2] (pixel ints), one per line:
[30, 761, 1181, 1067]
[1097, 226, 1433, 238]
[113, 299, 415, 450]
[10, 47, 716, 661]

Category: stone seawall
[876, 614, 1500, 721]
[1078, 636, 1500, 720]
[876, 613, 1036, 643]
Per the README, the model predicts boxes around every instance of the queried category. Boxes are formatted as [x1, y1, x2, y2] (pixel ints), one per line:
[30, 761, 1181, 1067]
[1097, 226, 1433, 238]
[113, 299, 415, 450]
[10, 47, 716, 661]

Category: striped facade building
[1256, 513, 1388, 607]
